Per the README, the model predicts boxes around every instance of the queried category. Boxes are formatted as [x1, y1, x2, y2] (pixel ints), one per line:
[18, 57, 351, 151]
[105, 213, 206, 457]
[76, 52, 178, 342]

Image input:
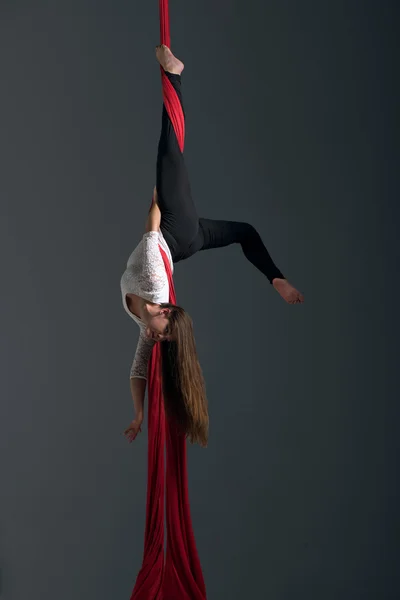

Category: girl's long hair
[159, 303, 209, 447]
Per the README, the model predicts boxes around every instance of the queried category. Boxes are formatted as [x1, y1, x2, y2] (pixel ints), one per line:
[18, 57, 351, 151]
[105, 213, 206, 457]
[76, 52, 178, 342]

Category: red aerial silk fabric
[130, 2, 206, 599]
[159, 0, 185, 152]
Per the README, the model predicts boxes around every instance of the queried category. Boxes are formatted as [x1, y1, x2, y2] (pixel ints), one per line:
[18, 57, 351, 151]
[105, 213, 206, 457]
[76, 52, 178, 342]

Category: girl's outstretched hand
[124, 418, 143, 443]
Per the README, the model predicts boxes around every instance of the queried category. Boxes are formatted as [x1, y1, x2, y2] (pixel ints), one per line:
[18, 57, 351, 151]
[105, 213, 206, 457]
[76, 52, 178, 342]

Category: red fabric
[161, 73, 185, 153]
[130, 2, 206, 598]
[159, 0, 185, 152]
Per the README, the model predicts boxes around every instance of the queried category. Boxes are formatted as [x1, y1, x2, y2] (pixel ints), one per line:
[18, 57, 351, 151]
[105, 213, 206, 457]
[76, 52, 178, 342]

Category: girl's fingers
[123, 425, 142, 441]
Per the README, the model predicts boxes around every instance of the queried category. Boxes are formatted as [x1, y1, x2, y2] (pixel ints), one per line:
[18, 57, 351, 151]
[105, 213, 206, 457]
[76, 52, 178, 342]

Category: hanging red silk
[130, 3, 206, 599]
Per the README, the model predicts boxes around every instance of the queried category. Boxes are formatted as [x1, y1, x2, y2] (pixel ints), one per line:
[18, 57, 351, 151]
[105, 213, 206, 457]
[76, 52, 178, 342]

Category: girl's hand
[124, 417, 143, 443]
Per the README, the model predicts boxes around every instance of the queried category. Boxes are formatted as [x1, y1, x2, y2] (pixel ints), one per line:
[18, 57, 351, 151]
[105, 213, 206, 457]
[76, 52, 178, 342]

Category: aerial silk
[130, 2, 206, 600]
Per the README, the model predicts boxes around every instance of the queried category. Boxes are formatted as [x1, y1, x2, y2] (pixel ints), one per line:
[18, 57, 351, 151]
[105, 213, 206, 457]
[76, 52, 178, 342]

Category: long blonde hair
[160, 303, 209, 447]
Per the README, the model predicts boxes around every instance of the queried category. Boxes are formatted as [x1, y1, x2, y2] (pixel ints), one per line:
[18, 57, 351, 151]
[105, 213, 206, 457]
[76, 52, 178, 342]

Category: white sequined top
[120, 230, 173, 380]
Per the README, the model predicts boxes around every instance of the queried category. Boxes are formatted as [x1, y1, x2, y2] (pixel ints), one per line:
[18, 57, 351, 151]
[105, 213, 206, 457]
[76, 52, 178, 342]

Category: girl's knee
[240, 222, 259, 241]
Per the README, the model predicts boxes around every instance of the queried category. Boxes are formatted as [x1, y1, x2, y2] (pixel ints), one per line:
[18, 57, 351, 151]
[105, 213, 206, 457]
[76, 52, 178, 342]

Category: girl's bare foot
[272, 278, 304, 304]
[155, 44, 184, 75]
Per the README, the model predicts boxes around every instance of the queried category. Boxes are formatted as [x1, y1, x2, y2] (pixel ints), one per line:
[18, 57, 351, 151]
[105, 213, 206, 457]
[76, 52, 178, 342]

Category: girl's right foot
[155, 44, 184, 75]
[272, 278, 304, 304]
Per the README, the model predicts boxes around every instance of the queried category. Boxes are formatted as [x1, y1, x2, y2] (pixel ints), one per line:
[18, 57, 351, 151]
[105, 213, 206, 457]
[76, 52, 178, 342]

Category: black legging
[157, 72, 284, 283]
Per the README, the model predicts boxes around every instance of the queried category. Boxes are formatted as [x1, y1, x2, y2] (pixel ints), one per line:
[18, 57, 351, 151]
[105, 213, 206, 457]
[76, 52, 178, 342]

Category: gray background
[1, 1, 399, 599]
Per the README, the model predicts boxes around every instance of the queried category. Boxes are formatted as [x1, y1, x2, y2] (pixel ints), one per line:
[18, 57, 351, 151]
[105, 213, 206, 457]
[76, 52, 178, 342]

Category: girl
[121, 45, 303, 447]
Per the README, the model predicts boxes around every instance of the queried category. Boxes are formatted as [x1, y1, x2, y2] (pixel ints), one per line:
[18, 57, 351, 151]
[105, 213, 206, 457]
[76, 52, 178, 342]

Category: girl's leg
[197, 217, 304, 302]
[155, 48, 200, 261]
[198, 218, 283, 283]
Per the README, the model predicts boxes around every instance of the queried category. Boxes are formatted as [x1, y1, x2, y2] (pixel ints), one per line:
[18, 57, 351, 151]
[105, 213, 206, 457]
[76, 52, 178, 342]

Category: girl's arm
[124, 332, 155, 442]
[124, 376, 147, 442]
[140, 187, 166, 297]
[130, 329, 155, 378]
[129, 329, 156, 418]
[145, 187, 161, 232]
[130, 377, 146, 422]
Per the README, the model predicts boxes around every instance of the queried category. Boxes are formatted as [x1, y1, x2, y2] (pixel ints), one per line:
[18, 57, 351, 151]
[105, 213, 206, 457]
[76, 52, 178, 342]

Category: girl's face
[145, 319, 169, 341]
[142, 303, 171, 341]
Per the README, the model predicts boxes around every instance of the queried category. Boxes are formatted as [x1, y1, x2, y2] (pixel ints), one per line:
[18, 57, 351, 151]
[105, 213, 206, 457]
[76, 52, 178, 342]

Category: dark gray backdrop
[1, 1, 399, 599]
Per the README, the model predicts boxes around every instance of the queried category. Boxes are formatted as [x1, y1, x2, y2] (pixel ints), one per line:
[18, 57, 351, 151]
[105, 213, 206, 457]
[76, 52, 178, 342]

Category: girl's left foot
[272, 278, 304, 304]
[155, 44, 184, 75]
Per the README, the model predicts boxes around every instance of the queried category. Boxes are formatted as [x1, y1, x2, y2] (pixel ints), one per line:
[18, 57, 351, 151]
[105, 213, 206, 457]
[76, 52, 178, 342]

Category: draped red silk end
[129, 2, 205, 599]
